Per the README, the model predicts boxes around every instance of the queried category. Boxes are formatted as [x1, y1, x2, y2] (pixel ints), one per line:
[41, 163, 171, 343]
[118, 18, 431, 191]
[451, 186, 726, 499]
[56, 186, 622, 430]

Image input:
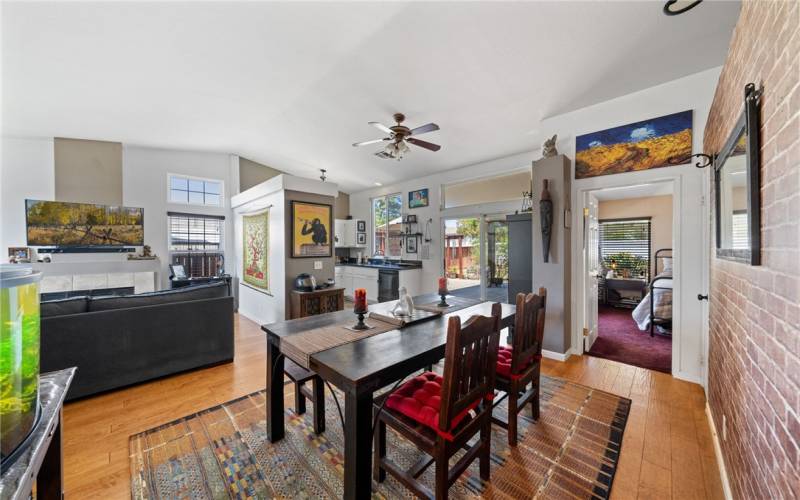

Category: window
[731, 210, 748, 249]
[372, 193, 402, 257]
[169, 174, 223, 207]
[168, 212, 225, 277]
[599, 218, 651, 280]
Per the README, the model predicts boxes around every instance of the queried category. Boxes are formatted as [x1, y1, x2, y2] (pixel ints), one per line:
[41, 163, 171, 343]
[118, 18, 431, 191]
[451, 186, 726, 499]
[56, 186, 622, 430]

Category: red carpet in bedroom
[587, 305, 672, 373]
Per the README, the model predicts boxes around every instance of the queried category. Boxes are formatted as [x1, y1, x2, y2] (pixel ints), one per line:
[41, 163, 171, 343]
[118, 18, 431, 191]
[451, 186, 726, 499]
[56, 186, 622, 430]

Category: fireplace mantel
[31, 258, 161, 295]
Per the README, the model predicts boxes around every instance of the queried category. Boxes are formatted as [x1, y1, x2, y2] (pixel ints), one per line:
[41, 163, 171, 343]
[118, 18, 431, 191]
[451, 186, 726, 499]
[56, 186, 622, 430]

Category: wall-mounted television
[25, 199, 144, 247]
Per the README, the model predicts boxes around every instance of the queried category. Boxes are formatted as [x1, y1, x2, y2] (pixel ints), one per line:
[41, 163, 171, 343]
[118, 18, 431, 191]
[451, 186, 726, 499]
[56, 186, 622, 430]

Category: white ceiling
[2, 1, 740, 193]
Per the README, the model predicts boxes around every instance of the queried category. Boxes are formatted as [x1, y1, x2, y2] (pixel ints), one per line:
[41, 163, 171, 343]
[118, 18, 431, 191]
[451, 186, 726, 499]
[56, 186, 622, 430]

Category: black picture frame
[405, 235, 418, 253]
[291, 200, 333, 258]
[408, 188, 429, 208]
[356, 220, 366, 232]
[714, 83, 761, 266]
[357, 232, 366, 245]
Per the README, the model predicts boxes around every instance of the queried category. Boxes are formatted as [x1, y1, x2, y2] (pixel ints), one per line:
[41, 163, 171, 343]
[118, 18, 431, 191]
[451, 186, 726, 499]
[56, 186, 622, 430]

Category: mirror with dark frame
[715, 83, 761, 265]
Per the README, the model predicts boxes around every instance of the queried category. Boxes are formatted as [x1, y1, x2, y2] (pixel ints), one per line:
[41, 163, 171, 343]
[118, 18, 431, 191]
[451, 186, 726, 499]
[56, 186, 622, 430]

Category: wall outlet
[314, 261, 323, 270]
[722, 414, 727, 442]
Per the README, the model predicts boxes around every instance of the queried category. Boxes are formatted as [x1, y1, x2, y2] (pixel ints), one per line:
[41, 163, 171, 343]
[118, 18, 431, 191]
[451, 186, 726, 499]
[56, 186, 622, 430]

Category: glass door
[484, 215, 509, 303]
[442, 214, 509, 302]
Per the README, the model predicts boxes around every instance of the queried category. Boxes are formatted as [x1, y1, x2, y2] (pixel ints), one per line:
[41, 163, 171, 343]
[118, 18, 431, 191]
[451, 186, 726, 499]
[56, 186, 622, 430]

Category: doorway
[443, 215, 509, 303]
[582, 182, 674, 373]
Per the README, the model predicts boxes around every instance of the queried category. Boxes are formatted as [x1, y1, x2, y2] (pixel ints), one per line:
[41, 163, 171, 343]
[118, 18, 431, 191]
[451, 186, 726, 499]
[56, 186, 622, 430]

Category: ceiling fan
[352, 113, 441, 160]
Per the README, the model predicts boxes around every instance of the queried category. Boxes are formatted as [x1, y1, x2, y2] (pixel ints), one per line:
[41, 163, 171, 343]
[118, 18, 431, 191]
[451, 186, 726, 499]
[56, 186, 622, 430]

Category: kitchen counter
[335, 261, 423, 270]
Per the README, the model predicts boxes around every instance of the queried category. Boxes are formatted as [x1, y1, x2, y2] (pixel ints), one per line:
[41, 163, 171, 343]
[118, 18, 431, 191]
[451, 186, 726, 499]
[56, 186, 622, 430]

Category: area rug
[130, 376, 630, 499]
[587, 305, 671, 373]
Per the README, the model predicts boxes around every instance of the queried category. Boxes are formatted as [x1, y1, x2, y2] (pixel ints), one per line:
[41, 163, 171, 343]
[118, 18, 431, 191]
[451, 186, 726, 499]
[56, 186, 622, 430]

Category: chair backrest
[511, 288, 547, 375]
[439, 303, 502, 431]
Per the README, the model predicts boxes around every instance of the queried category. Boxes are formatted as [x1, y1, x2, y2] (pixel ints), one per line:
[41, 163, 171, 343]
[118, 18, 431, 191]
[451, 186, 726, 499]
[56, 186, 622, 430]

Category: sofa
[40, 281, 234, 400]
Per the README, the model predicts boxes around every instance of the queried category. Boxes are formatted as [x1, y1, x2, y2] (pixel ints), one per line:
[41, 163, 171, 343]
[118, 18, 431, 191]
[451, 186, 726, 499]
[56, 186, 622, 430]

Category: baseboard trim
[705, 402, 734, 500]
[542, 348, 572, 362]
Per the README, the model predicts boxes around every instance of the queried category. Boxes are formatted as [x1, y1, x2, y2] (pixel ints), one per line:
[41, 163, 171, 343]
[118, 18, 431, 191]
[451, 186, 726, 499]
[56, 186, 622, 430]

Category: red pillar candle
[354, 288, 367, 312]
[438, 277, 448, 294]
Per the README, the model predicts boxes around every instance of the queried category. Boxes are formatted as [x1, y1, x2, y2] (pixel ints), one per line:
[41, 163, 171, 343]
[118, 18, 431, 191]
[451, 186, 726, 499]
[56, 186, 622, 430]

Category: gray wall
[284, 190, 336, 319]
[54, 138, 122, 205]
[335, 191, 350, 219]
[532, 154, 571, 354]
[239, 157, 282, 192]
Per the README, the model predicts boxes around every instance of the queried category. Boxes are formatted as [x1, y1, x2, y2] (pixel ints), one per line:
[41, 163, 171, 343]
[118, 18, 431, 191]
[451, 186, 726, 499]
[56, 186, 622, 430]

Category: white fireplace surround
[31, 253, 160, 295]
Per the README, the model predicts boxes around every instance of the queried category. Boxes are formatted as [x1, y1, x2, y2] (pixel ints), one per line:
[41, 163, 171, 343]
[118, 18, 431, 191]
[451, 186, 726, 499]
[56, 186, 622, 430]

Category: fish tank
[1, 265, 42, 467]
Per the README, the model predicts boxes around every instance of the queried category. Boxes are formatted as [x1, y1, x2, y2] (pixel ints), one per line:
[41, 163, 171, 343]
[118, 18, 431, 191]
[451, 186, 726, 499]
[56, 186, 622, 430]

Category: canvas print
[575, 110, 692, 179]
[243, 210, 269, 290]
[292, 201, 332, 258]
[409, 188, 429, 208]
[26, 199, 144, 246]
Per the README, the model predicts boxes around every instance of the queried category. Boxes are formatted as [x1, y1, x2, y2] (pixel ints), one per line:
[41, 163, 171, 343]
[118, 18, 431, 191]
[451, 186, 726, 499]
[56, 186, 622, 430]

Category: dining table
[261, 292, 516, 499]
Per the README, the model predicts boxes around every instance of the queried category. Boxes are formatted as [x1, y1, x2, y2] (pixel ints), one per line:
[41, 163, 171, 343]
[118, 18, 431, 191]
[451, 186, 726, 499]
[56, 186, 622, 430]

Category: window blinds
[168, 213, 224, 277]
[599, 218, 652, 280]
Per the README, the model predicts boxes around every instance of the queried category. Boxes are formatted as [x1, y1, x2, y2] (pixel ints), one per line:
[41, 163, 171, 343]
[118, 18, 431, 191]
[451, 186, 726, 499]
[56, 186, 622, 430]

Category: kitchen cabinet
[336, 266, 378, 301]
[334, 219, 366, 248]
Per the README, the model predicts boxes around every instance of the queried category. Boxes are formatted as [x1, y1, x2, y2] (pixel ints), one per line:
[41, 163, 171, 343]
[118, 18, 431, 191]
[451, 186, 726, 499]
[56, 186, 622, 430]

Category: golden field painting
[575, 110, 693, 179]
[26, 200, 143, 246]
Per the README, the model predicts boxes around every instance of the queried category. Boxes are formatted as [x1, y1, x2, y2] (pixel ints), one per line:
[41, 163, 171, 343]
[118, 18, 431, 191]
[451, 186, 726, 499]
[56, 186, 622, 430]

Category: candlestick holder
[437, 291, 449, 308]
[352, 310, 369, 330]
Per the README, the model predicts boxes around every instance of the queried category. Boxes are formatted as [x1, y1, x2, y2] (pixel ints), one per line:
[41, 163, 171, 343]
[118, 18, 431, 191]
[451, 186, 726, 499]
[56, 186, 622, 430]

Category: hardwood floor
[61, 314, 724, 499]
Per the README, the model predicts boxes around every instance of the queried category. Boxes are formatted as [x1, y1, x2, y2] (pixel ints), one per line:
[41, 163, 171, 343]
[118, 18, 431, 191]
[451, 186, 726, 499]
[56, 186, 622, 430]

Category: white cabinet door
[344, 220, 357, 247]
[342, 275, 354, 298]
[334, 220, 346, 247]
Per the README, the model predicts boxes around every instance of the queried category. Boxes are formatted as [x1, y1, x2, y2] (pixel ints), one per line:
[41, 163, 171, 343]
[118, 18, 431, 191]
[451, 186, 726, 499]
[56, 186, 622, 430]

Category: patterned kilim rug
[130, 376, 630, 499]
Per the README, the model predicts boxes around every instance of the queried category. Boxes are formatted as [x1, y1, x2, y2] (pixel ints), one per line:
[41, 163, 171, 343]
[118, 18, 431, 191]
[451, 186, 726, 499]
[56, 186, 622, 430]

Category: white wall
[540, 67, 719, 383]
[122, 146, 236, 288]
[348, 154, 536, 294]
[1, 137, 55, 250]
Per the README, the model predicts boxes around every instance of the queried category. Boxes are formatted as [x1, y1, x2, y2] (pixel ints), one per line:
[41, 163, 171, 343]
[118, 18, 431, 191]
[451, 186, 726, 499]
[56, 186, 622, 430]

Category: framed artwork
[575, 110, 692, 179]
[8, 247, 32, 263]
[357, 220, 366, 232]
[291, 201, 333, 258]
[357, 232, 366, 245]
[405, 236, 418, 253]
[408, 188, 429, 209]
[243, 210, 269, 290]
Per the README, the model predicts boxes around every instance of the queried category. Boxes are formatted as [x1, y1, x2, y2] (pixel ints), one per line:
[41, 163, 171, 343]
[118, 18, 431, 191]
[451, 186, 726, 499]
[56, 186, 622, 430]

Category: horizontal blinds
[731, 212, 748, 249]
[599, 218, 651, 279]
[168, 214, 223, 252]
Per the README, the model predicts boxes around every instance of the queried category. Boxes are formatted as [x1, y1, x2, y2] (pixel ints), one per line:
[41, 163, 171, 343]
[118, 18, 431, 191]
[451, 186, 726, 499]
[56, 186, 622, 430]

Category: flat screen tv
[25, 199, 144, 247]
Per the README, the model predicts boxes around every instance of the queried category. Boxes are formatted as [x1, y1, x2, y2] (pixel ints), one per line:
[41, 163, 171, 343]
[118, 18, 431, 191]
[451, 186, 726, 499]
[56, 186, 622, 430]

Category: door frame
[570, 171, 709, 384]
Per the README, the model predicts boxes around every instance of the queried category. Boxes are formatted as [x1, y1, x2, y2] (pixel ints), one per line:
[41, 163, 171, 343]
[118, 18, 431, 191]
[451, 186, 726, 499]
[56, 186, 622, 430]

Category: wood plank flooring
[60, 314, 724, 499]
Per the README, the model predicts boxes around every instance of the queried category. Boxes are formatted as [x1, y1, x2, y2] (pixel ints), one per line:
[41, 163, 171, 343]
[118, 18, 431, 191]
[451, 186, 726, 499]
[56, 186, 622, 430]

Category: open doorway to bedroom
[584, 182, 674, 373]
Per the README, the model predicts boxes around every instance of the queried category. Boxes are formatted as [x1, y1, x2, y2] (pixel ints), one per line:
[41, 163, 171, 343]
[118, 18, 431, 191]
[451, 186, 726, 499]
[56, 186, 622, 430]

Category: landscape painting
[291, 201, 332, 258]
[575, 110, 692, 179]
[243, 210, 269, 291]
[26, 199, 144, 247]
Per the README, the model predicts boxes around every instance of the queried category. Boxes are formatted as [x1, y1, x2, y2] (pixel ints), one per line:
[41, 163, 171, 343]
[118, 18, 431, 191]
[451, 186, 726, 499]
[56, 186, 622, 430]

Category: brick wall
[703, 1, 799, 498]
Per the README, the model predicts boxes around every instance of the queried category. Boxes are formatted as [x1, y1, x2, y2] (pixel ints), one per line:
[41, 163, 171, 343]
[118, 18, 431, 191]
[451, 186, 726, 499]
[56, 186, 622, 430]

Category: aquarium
[1, 265, 42, 466]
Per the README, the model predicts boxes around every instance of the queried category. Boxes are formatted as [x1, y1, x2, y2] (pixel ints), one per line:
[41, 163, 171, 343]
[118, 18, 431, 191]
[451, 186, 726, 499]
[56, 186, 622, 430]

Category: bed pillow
[661, 257, 673, 273]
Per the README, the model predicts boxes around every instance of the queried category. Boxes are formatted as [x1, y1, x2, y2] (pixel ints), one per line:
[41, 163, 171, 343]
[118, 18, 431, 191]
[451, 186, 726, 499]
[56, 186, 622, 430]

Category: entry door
[585, 193, 600, 351]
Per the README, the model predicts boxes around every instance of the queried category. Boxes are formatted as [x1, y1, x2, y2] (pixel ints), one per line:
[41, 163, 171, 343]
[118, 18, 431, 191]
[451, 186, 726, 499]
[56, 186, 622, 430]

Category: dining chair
[492, 288, 547, 446]
[373, 303, 502, 499]
[284, 358, 325, 434]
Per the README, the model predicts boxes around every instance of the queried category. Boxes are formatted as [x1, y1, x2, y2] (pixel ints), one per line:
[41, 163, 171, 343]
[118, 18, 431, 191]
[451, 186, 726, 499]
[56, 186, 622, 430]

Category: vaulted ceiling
[2, 1, 740, 192]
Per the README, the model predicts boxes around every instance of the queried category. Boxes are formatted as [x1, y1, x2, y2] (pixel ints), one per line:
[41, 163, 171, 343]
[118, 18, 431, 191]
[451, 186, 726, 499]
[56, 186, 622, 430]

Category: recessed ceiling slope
[2, 1, 740, 192]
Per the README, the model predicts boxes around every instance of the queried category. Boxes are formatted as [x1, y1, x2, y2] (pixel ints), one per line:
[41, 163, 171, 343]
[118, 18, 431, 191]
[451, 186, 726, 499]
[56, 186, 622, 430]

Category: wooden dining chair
[284, 358, 325, 434]
[373, 303, 502, 499]
[492, 288, 547, 446]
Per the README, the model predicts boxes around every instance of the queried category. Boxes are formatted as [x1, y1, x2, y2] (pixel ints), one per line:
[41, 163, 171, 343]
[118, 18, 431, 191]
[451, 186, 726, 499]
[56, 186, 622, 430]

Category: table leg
[266, 337, 285, 442]
[37, 408, 63, 499]
[343, 391, 373, 500]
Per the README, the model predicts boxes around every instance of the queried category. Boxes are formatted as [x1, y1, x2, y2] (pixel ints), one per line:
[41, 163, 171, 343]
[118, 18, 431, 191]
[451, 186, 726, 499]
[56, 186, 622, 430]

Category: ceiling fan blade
[407, 137, 441, 152]
[352, 138, 389, 147]
[369, 122, 393, 134]
[410, 123, 440, 136]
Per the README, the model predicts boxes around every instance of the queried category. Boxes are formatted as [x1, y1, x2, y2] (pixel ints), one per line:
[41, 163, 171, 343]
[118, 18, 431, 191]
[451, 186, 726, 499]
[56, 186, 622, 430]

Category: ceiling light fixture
[374, 182, 383, 186]
[319, 168, 327, 182]
[663, 0, 703, 16]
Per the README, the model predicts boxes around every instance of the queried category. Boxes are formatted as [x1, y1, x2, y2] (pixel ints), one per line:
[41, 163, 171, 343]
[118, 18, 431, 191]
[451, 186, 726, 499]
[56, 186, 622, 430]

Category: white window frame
[167, 173, 225, 208]
[371, 192, 403, 258]
[167, 212, 226, 277]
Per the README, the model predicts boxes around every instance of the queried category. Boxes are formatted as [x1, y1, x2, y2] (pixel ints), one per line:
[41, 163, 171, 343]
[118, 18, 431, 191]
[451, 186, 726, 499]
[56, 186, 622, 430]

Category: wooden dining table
[261, 292, 516, 499]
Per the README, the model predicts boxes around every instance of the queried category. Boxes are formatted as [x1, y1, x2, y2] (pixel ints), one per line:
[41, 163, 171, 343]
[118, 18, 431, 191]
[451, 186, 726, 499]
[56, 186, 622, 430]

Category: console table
[290, 287, 344, 319]
[0, 368, 75, 500]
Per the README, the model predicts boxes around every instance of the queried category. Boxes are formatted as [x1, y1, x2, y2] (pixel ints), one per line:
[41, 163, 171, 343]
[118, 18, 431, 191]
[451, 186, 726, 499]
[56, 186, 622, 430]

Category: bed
[632, 248, 673, 336]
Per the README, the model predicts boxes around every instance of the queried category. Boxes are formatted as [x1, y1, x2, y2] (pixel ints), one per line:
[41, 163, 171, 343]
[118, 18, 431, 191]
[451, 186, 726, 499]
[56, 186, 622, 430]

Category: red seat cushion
[496, 346, 540, 379]
[384, 372, 481, 440]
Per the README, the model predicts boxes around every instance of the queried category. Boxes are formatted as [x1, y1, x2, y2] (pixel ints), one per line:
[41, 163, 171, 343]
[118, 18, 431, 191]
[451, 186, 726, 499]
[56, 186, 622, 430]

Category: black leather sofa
[40, 281, 234, 400]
